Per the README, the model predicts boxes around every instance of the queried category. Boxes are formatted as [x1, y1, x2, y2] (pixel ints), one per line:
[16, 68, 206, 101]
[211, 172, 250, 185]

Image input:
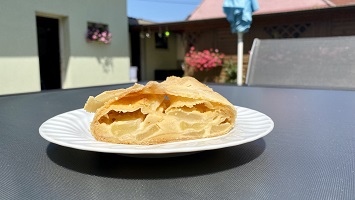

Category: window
[155, 33, 168, 49]
[86, 22, 112, 44]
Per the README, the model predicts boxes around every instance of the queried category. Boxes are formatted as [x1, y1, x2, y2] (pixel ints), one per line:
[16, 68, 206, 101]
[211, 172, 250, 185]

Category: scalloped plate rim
[39, 106, 274, 155]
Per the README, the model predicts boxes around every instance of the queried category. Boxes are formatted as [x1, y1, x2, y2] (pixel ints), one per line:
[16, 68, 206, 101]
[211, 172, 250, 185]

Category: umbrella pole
[237, 32, 244, 86]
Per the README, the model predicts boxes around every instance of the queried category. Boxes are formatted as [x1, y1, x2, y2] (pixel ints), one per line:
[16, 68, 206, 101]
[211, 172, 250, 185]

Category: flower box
[86, 22, 112, 44]
[183, 46, 225, 82]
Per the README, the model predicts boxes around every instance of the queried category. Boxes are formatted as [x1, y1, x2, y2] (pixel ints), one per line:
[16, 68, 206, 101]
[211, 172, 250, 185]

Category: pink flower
[87, 25, 112, 44]
[184, 47, 224, 71]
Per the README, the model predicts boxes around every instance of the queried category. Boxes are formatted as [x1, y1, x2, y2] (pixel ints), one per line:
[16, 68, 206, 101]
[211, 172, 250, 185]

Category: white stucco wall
[0, 0, 130, 95]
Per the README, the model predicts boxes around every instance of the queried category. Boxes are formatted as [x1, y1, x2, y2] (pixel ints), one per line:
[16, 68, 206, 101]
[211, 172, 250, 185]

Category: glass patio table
[0, 83, 354, 199]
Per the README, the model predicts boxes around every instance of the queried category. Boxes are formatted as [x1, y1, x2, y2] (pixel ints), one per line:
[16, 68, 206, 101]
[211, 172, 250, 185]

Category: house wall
[0, 0, 130, 96]
[141, 33, 178, 80]
[188, 7, 355, 56]
[175, 6, 355, 84]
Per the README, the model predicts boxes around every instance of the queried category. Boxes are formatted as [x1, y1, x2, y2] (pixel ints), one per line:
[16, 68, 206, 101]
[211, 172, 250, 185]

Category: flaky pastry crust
[84, 76, 236, 145]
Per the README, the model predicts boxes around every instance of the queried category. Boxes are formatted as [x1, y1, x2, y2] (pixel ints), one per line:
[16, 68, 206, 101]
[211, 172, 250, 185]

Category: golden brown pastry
[84, 76, 236, 145]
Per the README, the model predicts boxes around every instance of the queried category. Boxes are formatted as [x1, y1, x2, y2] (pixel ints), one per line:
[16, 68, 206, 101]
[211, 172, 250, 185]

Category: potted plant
[86, 23, 112, 44]
[223, 59, 237, 83]
[183, 46, 225, 82]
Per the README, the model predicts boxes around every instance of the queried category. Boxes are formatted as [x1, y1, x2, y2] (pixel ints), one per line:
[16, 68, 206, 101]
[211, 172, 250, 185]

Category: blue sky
[127, 0, 202, 23]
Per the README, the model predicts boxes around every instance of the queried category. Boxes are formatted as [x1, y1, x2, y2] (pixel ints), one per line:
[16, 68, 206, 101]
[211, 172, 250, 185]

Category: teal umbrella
[223, 0, 259, 85]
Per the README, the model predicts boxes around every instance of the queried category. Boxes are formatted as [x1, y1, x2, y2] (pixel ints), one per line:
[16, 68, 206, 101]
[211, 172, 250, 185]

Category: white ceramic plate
[39, 106, 274, 157]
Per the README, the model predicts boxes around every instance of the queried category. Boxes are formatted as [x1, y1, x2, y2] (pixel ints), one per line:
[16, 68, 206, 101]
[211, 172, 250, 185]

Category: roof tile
[187, 0, 355, 21]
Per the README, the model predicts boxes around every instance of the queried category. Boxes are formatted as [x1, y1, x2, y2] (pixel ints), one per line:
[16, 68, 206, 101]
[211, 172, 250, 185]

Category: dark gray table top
[1, 84, 354, 200]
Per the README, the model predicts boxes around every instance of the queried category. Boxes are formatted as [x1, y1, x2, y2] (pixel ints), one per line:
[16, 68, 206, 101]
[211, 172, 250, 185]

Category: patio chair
[246, 36, 355, 90]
